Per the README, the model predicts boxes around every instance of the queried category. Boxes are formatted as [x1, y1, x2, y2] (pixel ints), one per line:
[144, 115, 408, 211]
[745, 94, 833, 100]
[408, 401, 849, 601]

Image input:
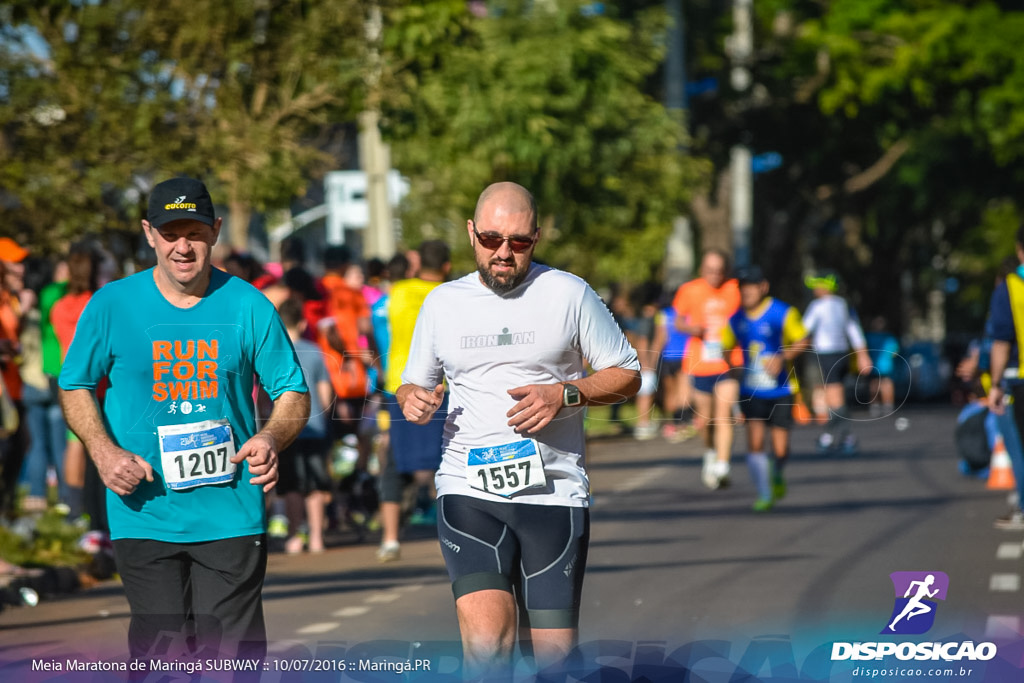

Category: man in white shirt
[397, 182, 640, 678]
[802, 272, 873, 453]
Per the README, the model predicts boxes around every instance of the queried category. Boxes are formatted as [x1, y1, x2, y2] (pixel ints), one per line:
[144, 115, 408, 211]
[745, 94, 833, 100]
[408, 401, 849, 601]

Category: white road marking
[365, 592, 401, 604]
[395, 583, 424, 593]
[612, 466, 674, 494]
[989, 574, 1020, 592]
[296, 622, 339, 635]
[997, 542, 1022, 560]
[332, 606, 372, 618]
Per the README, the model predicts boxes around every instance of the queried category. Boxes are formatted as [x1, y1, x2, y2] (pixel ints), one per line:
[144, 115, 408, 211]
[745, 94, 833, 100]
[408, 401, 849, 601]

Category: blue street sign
[752, 152, 783, 174]
[685, 77, 719, 98]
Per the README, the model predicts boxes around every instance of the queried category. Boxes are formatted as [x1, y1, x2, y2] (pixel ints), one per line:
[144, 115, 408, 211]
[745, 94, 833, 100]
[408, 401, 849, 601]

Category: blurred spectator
[0, 239, 29, 519]
[224, 251, 277, 290]
[277, 298, 335, 554]
[629, 282, 663, 441]
[51, 247, 102, 524]
[653, 293, 695, 442]
[865, 316, 901, 418]
[980, 227, 1024, 530]
[320, 246, 380, 528]
[19, 256, 69, 513]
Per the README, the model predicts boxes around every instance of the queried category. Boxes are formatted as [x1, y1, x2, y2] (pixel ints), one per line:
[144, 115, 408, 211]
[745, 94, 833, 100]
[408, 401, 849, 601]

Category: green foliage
[0, 0, 365, 249]
[382, 0, 708, 286]
[0, 510, 90, 568]
[689, 0, 1024, 331]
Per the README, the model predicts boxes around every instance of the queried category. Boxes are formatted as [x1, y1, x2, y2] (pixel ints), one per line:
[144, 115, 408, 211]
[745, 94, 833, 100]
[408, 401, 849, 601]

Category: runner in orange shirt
[672, 249, 741, 489]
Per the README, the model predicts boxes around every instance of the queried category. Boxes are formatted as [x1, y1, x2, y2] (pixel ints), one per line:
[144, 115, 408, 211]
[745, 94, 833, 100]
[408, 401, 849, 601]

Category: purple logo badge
[882, 571, 949, 635]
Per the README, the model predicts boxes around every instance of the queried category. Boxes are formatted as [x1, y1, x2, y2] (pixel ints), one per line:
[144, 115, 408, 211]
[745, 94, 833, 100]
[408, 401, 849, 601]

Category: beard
[476, 253, 530, 294]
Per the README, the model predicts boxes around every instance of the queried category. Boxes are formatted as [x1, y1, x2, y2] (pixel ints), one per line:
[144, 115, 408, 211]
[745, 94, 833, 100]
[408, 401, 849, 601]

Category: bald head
[473, 182, 537, 228]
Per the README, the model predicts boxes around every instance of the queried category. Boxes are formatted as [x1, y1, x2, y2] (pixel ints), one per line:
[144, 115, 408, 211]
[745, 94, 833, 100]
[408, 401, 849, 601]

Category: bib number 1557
[467, 440, 546, 497]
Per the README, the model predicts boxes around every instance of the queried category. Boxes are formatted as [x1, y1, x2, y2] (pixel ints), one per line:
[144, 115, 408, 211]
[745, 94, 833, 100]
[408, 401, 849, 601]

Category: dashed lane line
[989, 574, 1020, 592]
[611, 466, 675, 494]
[996, 542, 1023, 560]
[296, 622, 341, 635]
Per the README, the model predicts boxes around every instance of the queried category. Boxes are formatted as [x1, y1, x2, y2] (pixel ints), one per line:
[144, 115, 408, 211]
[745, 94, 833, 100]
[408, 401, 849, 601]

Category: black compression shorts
[437, 494, 589, 629]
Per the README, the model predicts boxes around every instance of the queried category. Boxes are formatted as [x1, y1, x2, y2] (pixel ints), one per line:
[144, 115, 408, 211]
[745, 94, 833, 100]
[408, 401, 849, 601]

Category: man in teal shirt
[60, 177, 310, 664]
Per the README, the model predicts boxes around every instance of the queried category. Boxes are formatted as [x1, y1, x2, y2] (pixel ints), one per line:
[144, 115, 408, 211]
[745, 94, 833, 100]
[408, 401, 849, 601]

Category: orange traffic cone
[793, 397, 813, 426]
[987, 435, 1017, 491]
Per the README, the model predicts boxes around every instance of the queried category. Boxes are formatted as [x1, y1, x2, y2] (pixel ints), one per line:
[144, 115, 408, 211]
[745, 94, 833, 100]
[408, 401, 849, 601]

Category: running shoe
[668, 423, 698, 443]
[376, 542, 401, 563]
[752, 498, 774, 512]
[772, 476, 787, 501]
[994, 508, 1024, 531]
[701, 450, 719, 489]
[633, 423, 659, 441]
[409, 506, 437, 526]
[661, 423, 678, 440]
[841, 434, 859, 455]
[267, 514, 289, 538]
[714, 460, 731, 489]
[816, 432, 836, 452]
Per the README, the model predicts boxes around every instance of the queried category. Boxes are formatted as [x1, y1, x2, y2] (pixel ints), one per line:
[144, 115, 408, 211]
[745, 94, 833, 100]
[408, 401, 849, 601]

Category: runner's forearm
[990, 340, 1011, 387]
[568, 367, 641, 406]
[59, 388, 117, 454]
[258, 390, 310, 452]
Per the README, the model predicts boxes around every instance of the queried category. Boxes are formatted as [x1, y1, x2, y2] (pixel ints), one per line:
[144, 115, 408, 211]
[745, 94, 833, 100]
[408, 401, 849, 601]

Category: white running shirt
[402, 264, 640, 507]
[802, 294, 867, 353]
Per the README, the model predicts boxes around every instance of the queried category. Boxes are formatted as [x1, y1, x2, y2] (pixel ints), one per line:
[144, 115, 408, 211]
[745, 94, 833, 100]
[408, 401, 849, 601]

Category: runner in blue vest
[723, 265, 811, 511]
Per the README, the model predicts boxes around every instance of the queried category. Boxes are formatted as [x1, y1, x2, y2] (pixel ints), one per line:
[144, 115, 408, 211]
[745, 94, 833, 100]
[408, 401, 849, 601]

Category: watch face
[564, 384, 581, 406]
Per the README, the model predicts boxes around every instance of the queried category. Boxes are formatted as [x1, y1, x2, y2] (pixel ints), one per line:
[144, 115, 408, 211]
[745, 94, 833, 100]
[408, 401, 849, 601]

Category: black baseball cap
[147, 177, 216, 229]
[736, 264, 767, 285]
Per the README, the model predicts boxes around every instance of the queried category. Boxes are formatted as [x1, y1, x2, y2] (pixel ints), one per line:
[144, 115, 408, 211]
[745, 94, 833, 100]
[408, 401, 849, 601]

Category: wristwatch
[562, 383, 582, 407]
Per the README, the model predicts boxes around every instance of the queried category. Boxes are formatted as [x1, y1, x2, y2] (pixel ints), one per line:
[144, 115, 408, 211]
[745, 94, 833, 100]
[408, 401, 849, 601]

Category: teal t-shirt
[59, 267, 308, 542]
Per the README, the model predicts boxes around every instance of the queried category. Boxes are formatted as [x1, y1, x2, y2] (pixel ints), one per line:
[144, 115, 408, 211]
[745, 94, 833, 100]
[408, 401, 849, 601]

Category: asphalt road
[2, 405, 1022, 682]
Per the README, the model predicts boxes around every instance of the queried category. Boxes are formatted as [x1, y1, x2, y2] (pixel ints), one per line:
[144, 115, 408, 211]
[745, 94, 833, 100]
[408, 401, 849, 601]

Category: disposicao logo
[831, 570, 998, 663]
[883, 571, 949, 635]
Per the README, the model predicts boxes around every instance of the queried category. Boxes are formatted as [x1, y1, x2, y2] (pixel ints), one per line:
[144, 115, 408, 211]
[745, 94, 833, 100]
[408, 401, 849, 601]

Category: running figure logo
[882, 571, 949, 635]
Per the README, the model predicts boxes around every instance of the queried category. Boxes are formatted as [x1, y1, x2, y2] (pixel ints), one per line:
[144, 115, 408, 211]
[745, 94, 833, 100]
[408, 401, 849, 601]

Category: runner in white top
[398, 182, 640, 678]
[802, 291, 868, 354]
[802, 273, 873, 453]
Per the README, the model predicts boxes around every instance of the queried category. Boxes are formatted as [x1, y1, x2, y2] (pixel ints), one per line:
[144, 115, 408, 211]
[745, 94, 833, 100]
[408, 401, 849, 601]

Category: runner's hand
[507, 384, 563, 434]
[94, 445, 154, 496]
[402, 384, 445, 424]
[234, 433, 279, 492]
[763, 354, 784, 377]
[989, 386, 1007, 416]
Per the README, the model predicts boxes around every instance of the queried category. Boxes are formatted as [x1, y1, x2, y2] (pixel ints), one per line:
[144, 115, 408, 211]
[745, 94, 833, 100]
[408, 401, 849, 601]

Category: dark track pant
[112, 534, 267, 663]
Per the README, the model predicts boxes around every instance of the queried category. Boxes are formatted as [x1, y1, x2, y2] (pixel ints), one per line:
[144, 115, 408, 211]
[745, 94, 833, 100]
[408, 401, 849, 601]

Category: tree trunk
[228, 200, 251, 252]
[691, 166, 733, 257]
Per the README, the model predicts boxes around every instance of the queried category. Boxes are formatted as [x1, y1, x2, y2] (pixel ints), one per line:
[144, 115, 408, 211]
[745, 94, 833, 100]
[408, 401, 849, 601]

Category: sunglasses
[472, 225, 537, 253]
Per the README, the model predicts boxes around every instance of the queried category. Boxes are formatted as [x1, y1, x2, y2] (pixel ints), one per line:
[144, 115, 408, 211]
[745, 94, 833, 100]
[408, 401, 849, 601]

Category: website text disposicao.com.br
[836, 640, 996, 680]
[851, 665, 981, 679]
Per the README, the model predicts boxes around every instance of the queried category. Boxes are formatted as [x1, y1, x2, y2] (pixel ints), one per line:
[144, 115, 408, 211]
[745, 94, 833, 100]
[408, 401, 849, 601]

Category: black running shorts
[739, 396, 795, 429]
[437, 494, 589, 630]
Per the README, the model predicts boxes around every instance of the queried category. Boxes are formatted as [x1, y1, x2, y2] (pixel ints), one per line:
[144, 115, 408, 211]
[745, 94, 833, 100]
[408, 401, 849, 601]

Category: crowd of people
[606, 248, 893, 511]
[2, 174, 1010, 678]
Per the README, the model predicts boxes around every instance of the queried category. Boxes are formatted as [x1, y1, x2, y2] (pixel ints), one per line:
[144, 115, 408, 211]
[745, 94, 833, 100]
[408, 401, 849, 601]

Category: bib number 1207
[158, 419, 237, 491]
[467, 440, 546, 497]
[174, 447, 230, 480]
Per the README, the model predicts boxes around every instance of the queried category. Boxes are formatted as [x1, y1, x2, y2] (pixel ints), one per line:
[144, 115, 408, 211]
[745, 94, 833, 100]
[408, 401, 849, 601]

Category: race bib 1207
[158, 419, 237, 491]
